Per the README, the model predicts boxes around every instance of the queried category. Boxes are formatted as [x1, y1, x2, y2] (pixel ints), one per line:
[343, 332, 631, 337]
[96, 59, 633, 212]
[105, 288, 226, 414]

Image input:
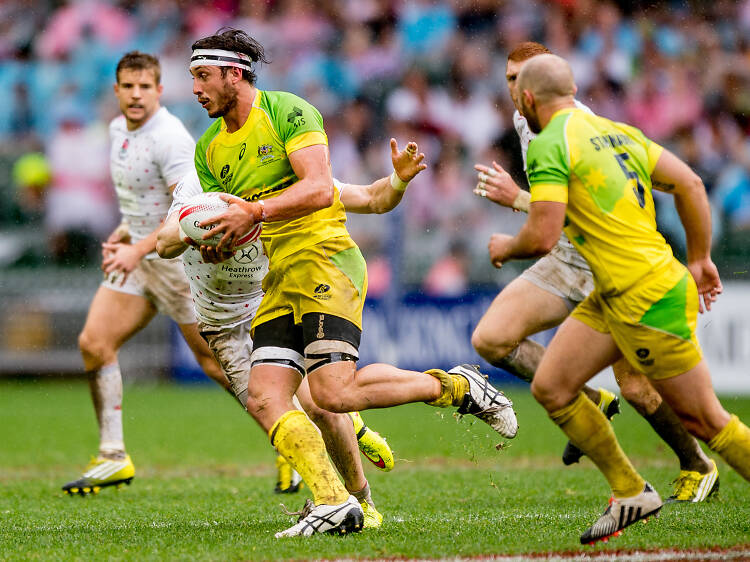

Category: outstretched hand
[391, 138, 426, 182]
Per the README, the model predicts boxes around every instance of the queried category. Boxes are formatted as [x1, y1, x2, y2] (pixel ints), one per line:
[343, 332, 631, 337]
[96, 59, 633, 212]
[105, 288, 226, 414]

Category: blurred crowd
[3, 0, 750, 291]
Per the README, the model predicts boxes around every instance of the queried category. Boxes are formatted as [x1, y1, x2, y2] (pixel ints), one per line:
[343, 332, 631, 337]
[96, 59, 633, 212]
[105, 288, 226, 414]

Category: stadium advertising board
[172, 284, 750, 393]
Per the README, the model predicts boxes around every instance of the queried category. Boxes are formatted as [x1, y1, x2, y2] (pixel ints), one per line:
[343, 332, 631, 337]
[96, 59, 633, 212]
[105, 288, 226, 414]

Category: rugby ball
[178, 192, 262, 248]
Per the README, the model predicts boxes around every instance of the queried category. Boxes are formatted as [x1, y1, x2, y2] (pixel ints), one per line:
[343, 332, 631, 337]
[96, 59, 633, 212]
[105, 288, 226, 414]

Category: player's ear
[113, 83, 119, 95]
[157, 83, 164, 96]
[521, 90, 532, 108]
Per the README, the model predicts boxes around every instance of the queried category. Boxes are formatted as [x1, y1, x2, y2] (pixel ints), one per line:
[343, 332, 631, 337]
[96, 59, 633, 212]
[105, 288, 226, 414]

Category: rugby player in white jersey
[471, 42, 719, 502]
[156, 138, 428, 528]
[62, 52, 394, 497]
[61, 52, 228, 495]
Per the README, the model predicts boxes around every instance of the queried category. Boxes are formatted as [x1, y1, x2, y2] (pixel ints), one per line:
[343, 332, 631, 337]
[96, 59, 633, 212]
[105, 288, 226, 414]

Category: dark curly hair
[191, 28, 269, 84]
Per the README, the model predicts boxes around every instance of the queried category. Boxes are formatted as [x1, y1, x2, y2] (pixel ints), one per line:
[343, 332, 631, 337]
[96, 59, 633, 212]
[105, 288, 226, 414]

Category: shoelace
[280, 499, 314, 521]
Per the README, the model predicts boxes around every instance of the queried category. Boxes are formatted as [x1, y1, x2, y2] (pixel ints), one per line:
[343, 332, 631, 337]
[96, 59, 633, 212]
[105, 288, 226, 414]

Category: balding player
[472, 41, 719, 503]
[490, 54, 750, 544]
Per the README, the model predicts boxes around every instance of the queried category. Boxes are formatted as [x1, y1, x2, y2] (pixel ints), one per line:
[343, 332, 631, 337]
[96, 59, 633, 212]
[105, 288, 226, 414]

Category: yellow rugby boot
[62, 454, 135, 496]
[667, 459, 720, 503]
[274, 454, 303, 494]
[349, 412, 394, 471]
[361, 499, 383, 529]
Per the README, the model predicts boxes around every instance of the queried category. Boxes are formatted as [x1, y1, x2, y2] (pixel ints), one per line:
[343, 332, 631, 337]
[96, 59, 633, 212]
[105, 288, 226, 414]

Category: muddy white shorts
[102, 257, 196, 325]
[520, 244, 594, 311]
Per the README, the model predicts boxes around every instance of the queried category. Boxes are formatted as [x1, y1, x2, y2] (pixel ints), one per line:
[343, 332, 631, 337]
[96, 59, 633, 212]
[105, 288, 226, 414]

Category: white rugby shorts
[199, 292, 282, 409]
[199, 319, 254, 408]
[520, 244, 594, 311]
[102, 256, 196, 325]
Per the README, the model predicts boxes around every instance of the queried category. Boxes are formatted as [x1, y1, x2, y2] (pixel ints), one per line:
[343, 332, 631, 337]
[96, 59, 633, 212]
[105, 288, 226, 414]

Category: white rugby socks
[89, 362, 125, 459]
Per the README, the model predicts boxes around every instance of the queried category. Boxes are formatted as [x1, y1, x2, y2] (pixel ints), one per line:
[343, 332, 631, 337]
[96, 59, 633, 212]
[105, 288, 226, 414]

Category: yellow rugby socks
[269, 410, 349, 506]
[424, 369, 469, 407]
[550, 393, 644, 498]
[708, 414, 750, 482]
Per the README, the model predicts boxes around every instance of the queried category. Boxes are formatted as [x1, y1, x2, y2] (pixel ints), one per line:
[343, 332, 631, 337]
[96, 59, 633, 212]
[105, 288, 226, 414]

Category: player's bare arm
[651, 148, 722, 312]
[474, 162, 530, 212]
[487, 201, 566, 268]
[155, 212, 189, 259]
[340, 139, 425, 214]
[198, 144, 333, 251]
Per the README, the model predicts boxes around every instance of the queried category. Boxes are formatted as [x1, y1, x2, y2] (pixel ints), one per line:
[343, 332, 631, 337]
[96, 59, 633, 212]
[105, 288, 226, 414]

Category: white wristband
[512, 190, 531, 213]
[390, 170, 409, 192]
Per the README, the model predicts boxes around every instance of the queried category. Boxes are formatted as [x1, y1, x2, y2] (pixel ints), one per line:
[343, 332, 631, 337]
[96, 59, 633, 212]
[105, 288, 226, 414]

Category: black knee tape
[306, 351, 359, 374]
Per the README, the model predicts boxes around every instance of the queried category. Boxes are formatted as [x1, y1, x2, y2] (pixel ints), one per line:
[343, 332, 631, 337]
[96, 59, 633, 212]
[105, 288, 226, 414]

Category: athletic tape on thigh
[304, 340, 359, 373]
[250, 346, 305, 376]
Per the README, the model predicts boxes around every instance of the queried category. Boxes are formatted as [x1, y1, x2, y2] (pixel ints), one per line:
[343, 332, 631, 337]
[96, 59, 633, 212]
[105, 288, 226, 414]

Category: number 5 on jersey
[614, 152, 646, 208]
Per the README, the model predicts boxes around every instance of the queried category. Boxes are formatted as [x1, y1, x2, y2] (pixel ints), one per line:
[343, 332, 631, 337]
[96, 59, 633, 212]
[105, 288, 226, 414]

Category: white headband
[190, 48, 253, 72]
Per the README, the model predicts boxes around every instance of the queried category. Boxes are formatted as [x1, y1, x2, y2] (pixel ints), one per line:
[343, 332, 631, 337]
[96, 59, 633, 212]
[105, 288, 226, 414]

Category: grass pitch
[1, 380, 749, 561]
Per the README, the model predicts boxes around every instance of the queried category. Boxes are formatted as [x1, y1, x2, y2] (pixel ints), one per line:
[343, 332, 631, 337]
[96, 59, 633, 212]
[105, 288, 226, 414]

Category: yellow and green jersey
[527, 107, 671, 296]
[194, 89, 348, 262]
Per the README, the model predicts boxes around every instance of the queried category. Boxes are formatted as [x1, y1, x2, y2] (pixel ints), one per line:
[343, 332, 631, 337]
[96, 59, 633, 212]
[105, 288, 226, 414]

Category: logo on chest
[234, 244, 259, 264]
[118, 138, 129, 159]
[256, 144, 278, 166]
[220, 164, 234, 185]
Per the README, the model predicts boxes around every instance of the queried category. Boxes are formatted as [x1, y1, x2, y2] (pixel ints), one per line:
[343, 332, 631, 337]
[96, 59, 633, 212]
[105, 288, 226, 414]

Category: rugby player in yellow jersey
[490, 53, 750, 544]
[472, 41, 719, 502]
[187, 28, 517, 537]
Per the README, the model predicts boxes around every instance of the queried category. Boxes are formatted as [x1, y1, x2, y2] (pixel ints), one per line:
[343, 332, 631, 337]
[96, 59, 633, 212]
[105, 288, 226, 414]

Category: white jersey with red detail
[514, 99, 592, 270]
[109, 107, 195, 258]
[169, 170, 267, 328]
[169, 174, 351, 328]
